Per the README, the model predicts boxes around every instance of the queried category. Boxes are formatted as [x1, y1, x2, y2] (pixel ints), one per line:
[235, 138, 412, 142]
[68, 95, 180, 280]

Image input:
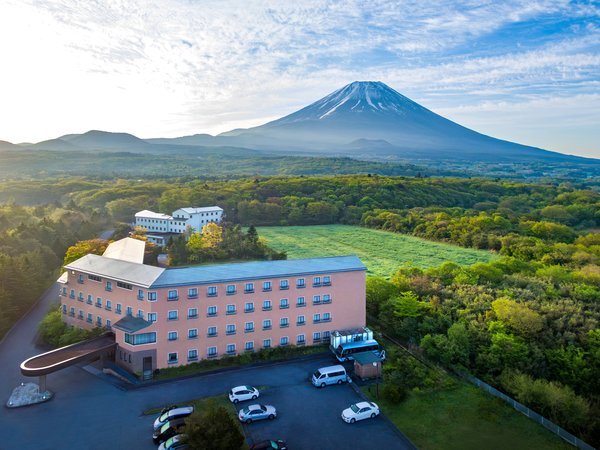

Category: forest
[0, 174, 598, 443]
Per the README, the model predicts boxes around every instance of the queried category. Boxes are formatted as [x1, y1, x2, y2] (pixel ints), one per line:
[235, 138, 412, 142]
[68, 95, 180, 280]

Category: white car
[158, 434, 189, 450]
[153, 406, 194, 431]
[238, 404, 277, 423]
[229, 385, 259, 404]
[341, 401, 380, 423]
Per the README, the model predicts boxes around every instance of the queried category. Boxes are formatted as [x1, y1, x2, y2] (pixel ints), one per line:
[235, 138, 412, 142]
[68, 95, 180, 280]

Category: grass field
[363, 382, 571, 450]
[258, 225, 496, 277]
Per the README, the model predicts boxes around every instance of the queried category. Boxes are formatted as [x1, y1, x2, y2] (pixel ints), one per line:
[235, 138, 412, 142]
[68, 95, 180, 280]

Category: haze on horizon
[0, 0, 598, 158]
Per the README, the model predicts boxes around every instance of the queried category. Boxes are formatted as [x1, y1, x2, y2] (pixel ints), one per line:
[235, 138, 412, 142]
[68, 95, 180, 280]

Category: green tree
[184, 401, 244, 450]
[63, 239, 110, 266]
[492, 297, 543, 336]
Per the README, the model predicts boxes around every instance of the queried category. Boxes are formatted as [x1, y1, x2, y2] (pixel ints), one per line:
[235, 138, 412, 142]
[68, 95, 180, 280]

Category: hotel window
[148, 292, 157, 302]
[207, 346, 217, 357]
[62, 287, 67, 296]
[323, 331, 331, 340]
[297, 334, 306, 345]
[280, 317, 289, 328]
[313, 331, 321, 342]
[87, 295, 93, 305]
[168, 290, 178, 301]
[262, 300, 272, 311]
[78, 310, 83, 319]
[313, 313, 321, 323]
[117, 281, 132, 290]
[116, 304, 122, 315]
[263, 319, 272, 330]
[137, 290, 144, 300]
[106, 281, 112, 291]
[148, 313, 157, 323]
[126, 306, 133, 316]
[188, 308, 198, 319]
[313, 295, 321, 305]
[168, 352, 178, 364]
[78, 274, 84, 284]
[207, 326, 217, 337]
[244, 302, 254, 313]
[296, 297, 306, 307]
[69, 289, 75, 299]
[297, 315, 305, 326]
[207, 306, 217, 317]
[226, 304, 236, 315]
[168, 310, 178, 321]
[279, 298, 289, 309]
[279, 279, 289, 290]
[323, 312, 331, 322]
[106, 319, 111, 329]
[69, 307, 75, 317]
[323, 294, 331, 304]
[226, 284, 236, 295]
[245, 341, 254, 352]
[263, 281, 272, 292]
[168, 331, 178, 341]
[313, 276, 321, 287]
[105, 300, 112, 311]
[188, 288, 198, 299]
[96, 316, 102, 326]
[263, 339, 271, 349]
[323, 276, 331, 286]
[188, 328, 198, 339]
[296, 278, 305, 288]
[88, 274, 101, 282]
[207, 286, 217, 297]
[245, 322, 254, 333]
[226, 344, 236, 355]
[226, 324, 236, 335]
[87, 313, 92, 323]
[95, 298, 102, 308]
[244, 282, 254, 294]
[280, 336, 289, 346]
[188, 349, 198, 361]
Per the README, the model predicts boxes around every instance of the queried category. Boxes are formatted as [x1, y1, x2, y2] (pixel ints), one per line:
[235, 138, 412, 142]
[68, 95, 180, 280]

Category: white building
[135, 206, 223, 245]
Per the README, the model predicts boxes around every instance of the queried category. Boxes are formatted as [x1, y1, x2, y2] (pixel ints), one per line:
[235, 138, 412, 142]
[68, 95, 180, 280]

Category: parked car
[250, 439, 287, 450]
[238, 404, 277, 423]
[152, 418, 187, 444]
[158, 434, 189, 450]
[229, 385, 259, 404]
[153, 406, 194, 431]
[311, 365, 348, 387]
[341, 401, 380, 423]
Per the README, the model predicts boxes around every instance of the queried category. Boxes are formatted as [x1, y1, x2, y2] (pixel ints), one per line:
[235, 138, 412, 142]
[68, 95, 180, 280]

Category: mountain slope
[218, 81, 591, 162]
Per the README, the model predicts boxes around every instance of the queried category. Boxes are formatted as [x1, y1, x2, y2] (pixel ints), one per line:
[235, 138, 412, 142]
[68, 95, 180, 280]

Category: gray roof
[151, 255, 366, 288]
[178, 206, 223, 214]
[112, 316, 152, 333]
[353, 351, 383, 365]
[65, 254, 165, 288]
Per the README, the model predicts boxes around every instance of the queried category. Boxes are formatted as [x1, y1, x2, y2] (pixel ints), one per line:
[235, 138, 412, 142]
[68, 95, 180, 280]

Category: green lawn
[363, 382, 571, 450]
[258, 225, 496, 277]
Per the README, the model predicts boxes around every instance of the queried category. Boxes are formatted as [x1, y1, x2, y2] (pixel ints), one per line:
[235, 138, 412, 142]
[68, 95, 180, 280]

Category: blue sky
[0, 0, 598, 157]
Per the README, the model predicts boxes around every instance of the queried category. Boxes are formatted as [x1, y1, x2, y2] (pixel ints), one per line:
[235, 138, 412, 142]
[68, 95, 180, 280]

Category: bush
[382, 383, 408, 403]
[38, 308, 105, 347]
[184, 400, 244, 450]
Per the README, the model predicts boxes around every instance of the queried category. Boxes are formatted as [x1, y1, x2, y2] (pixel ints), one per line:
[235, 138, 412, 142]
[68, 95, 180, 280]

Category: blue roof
[151, 255, 365, 288]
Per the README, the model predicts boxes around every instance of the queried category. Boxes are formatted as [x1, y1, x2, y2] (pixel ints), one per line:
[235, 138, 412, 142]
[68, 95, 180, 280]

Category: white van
[311, 365, 348, 387]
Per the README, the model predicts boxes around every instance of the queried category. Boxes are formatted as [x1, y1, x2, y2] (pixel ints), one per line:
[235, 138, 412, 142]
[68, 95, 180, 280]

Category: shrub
[382, 383, 408, 403]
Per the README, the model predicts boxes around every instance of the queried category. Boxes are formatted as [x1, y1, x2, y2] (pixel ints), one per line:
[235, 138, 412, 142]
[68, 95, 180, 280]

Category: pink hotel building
[59, 238, 366, 374]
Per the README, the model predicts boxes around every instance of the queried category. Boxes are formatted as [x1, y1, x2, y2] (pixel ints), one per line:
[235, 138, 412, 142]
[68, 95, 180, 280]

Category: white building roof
[102, 237, 146, 264]
[65, 254, 165, 288]
[134, 210, 173, 220]
[178, 206, 223, 214]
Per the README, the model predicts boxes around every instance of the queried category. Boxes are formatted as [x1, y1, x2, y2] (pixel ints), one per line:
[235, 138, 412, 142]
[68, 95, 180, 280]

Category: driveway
[0, 284, 413, 450]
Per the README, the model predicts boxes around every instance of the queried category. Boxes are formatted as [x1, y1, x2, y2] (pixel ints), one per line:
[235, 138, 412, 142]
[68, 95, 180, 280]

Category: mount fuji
[213, 81, 585, 162]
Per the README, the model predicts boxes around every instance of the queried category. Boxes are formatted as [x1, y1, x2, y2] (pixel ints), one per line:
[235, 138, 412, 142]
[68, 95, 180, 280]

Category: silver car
[153, 406, 194, 431]
[238, 404, 277, 423]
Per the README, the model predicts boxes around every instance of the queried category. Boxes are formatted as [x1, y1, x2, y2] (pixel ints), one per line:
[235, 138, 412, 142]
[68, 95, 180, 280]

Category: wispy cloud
[0, 0, 598, 156]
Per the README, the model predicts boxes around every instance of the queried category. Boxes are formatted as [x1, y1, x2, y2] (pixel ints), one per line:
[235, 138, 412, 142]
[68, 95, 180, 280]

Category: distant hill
[0, 140, 20, 151]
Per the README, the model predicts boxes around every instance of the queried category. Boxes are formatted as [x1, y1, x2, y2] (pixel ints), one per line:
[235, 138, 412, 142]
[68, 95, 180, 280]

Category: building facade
[134, 206, 223, 245]
[59, 238, 366, 374]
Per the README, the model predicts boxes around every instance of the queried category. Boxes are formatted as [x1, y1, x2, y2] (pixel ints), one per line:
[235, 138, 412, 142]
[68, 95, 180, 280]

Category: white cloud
[0, 0, 597, 157]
